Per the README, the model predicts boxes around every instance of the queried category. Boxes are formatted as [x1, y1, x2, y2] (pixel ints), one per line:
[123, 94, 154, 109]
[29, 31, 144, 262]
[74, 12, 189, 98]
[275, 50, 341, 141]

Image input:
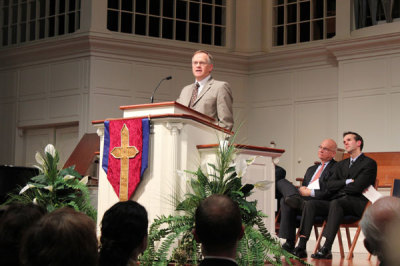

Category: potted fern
[140, 138, 305, 265]
[4, 144, 96, 220]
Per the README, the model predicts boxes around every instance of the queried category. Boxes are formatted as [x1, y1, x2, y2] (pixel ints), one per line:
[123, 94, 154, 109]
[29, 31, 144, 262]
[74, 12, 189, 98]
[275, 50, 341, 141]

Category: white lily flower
[201, 162, 214, 177]
[63, 175, 75, 181]
[235, 159, 247, 178]
[33, 198, 38, 205]
[219, 140, 229, 153]
[35, 152, 45, 165]
[246, 156, 257, 166]
[254, 180, 273, 191]
[44, 185, 53, 192]
[19, 184, 35, 194]
[45, 144, 56, 157]
[177, 170, 185, 178]
[33, 164, 44, 173]
[79, 176, 89, 185]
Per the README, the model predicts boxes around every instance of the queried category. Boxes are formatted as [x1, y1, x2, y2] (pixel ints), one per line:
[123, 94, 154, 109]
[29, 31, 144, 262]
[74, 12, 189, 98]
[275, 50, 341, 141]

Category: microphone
[150, 76, 172, 103]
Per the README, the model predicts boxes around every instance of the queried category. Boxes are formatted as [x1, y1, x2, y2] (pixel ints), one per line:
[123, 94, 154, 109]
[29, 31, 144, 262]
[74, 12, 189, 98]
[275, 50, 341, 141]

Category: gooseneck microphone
[150, 76, 172, 103]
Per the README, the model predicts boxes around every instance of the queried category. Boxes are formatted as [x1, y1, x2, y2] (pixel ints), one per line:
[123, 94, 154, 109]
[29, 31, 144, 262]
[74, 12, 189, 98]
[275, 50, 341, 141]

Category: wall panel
[49, 95, 81, 119]
[20, 66, 47, 96]
[93, 59, 133, 91]
[294, 100, 338, 179]
[295, 67, 338, 100]
[0, 103, 16, 164]
[0, 71, 17, 99]
[250, 72, 293, 105]
[342, 59, 386, 93]
[340, 94, 387, 152]
[51, 61, 81, 93]
[18, 98, 47, 123]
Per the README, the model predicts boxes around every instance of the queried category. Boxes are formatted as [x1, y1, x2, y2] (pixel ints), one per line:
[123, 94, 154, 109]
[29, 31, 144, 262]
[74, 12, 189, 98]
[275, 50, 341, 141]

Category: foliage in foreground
[140, 136, 306, 265]
[4, 144, 97, 220]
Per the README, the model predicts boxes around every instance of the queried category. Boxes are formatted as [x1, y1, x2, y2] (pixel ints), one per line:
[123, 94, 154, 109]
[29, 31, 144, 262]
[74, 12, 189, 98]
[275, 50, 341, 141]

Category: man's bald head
[194, 194, 243, 253]
[361, 196, 400, 262]
[318, 138, 337, 163]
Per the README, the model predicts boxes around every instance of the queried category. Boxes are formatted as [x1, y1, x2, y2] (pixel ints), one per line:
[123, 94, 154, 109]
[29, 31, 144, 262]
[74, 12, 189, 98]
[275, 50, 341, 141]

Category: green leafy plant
[4, 144, 97, 220]
[140, 137, 306, 265]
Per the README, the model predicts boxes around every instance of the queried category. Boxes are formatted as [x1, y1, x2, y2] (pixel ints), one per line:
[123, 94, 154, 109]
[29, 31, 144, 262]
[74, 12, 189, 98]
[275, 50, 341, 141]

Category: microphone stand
[150, 76, 172, 103]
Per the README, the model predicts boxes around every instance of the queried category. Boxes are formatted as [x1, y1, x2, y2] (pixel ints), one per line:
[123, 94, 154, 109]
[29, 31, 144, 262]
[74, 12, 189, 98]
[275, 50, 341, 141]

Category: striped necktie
[190, 82, 200, 107]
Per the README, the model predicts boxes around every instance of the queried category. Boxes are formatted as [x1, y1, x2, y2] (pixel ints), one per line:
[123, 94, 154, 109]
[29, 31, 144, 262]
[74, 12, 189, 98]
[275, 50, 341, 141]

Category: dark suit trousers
[299, 200, 330, 240]
[276, 178, 300, 198]
[300, 196, 367, 246]
[277, 179, 310, 241]
[278, 197, 301, 241]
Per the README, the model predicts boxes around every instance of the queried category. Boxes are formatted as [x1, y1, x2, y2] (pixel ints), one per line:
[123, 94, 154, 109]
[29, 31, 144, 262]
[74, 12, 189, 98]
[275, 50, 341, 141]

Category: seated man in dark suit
[295, 131, 377, 259]
[275, 164, 286, 215]
[277, 138, 338, 257]
[193, 194, 244, 266]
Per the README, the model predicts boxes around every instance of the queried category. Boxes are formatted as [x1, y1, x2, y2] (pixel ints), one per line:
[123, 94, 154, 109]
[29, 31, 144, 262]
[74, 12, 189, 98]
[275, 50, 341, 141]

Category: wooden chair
[391, 178, 400, 198]
[313, 179, 378, 260]
[275, 202, 324, 245]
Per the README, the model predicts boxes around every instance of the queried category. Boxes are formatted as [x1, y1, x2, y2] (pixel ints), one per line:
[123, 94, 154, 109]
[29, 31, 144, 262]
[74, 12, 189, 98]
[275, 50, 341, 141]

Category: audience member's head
[20, 207, 98, 266]
[99, 200, 148, 266]
[0, 203, 46, 266]
[193, 194, 244, 258]
[360, 196, 400, 265]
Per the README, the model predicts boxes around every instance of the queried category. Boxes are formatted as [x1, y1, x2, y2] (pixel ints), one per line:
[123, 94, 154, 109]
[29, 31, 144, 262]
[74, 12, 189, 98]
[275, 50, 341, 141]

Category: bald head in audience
[360, 196, 400, 265]
[193, 194, 244, 261]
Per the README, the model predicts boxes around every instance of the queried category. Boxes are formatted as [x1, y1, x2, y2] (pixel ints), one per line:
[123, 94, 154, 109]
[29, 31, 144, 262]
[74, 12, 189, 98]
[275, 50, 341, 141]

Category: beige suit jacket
[176, 78, 233, 130]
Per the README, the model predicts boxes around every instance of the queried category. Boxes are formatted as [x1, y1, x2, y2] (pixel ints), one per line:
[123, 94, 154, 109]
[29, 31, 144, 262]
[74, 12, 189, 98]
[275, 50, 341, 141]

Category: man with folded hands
[277, 138, 338, 258]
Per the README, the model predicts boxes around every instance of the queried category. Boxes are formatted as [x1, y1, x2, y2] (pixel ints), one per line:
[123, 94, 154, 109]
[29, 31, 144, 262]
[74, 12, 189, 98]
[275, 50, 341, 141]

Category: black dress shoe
[293, 246, 307, 258]
[282, 242, 295, 253]
[284, 194, 304, 210]
[311, 246, 332, 259]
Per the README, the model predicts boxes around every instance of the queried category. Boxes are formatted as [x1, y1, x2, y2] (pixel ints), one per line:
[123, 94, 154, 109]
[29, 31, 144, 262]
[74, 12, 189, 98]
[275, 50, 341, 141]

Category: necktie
[349, 159, 354, 168]
[190, 82, 200, 107]
[311, 163, 325, 183]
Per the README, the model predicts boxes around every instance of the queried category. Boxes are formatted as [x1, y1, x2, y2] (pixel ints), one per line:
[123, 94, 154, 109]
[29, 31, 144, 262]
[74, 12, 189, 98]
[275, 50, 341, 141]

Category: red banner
[105, 119, 144, 201]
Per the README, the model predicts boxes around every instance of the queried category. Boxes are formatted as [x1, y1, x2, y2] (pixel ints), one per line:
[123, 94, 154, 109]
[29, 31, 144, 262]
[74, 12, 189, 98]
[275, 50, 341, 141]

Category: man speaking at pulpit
[177, 50, 234, 131]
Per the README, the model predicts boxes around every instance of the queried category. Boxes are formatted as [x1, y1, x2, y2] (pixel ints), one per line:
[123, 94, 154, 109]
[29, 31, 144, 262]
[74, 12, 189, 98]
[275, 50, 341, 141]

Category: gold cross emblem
[110, 124, 139, 201]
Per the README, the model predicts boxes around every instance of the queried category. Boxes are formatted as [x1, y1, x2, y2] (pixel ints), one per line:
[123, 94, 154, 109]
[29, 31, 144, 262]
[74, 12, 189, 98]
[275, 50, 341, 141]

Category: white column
[165, 122, 184, 207]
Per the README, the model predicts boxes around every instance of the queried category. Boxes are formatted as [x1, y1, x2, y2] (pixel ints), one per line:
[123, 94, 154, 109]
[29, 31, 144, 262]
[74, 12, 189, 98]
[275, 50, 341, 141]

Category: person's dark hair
[20, 207, 98, 266]
[343, 131, 364, 151]
[195, 194, 242, 250]
[0, 203, 46, 266]
[99, 200, 148, 266]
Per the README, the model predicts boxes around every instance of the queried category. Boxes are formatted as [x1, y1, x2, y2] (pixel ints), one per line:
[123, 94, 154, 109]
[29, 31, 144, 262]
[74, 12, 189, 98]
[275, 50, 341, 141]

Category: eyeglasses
[192, 61, 209, 66]
[318, 145, 333, 152]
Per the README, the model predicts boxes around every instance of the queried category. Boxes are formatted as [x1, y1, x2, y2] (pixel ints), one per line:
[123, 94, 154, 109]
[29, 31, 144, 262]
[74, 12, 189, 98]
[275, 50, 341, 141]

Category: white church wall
[338, 54, 400, 153]
[89, 54, 249, 145]
[0, 102, 16, 165]
[294, 100, 338, 179]
[0, 57, 89, 165]
[246, 65, 338, 181]
[0, 70, 17, 164]
[17, 60, 86, 128]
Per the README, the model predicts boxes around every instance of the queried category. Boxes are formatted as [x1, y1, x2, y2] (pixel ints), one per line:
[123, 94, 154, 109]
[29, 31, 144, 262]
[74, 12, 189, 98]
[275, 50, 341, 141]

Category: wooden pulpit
[93, 102, 284, 234]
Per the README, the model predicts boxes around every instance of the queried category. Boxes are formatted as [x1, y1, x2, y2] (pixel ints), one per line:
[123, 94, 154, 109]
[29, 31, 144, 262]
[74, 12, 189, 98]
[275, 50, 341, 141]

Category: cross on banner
[110, 124, 139, 201]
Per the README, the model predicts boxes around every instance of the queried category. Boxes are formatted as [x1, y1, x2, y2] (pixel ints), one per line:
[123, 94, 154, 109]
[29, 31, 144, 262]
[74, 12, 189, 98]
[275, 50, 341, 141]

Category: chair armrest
[295, 177, 304, 187]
